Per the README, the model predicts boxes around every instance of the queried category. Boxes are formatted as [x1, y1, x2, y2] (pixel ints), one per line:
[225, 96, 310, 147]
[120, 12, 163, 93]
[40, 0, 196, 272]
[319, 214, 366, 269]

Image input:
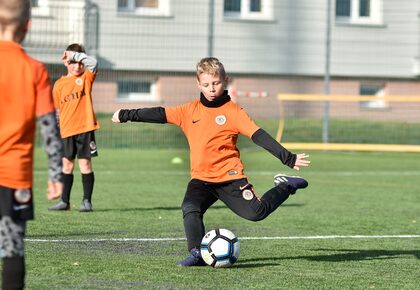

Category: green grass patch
[281, 118, 420, 144]
[6, 148, 419, 289]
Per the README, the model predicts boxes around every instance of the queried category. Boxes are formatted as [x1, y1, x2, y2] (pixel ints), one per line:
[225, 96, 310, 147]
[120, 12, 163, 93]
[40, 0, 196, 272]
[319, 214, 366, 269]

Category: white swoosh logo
[13, 204, 29, 211]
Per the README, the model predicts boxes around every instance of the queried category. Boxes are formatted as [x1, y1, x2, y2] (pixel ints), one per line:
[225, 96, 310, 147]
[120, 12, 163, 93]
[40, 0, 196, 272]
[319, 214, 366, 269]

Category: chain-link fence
[28, 1, 420, 150]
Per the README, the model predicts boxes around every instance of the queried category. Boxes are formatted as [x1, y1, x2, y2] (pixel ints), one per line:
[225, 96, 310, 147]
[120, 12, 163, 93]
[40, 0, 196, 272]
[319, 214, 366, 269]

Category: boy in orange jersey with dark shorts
[112, 57, 310, 266]
[0, 0, 63, 288]
[48, 43, 99, 212]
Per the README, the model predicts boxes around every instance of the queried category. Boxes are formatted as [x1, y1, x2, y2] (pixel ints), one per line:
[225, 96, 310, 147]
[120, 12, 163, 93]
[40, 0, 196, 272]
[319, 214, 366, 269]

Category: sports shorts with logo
[0, 186, 34, 221]
[62, 130, 98, 159]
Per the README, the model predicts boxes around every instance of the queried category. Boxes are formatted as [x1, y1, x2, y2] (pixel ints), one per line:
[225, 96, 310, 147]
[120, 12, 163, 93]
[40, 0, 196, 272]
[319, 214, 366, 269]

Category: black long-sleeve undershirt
[118, 107, 167, 123]
[251, 128, 296, 168]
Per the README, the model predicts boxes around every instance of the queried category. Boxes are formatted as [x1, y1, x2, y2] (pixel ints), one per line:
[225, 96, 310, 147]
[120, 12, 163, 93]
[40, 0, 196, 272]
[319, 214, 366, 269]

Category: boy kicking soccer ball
[112, 57, 310, 266]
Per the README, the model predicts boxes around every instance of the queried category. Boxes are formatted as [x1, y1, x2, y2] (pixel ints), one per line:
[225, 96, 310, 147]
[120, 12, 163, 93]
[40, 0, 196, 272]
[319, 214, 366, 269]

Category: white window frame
[118, 0, 170, 17]
[224, 0, 273, 21]
[31, 0, 50, 17]
[336, 0, 383, 25]
[117, 80, 159, 103]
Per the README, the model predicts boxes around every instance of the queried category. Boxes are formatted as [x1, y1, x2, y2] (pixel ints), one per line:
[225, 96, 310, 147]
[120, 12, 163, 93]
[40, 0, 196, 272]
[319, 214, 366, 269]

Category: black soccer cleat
[177, 248, 207, 267]
[274, 173, 308, 194]
[48, 200, 70, 211]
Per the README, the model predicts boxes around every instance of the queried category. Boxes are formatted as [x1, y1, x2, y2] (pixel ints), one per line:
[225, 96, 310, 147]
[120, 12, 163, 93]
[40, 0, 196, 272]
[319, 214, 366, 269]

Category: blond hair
[196, 57, 226, 80]
[0, 0, 31, 30]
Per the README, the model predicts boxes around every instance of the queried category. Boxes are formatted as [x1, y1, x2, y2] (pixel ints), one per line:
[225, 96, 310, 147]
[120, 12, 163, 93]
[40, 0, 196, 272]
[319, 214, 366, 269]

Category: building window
[359, 83, 389, 110]
[117, 80, 158, 103]
[31, 0, 50, 17]
[250, 0, 262, 12]
[359, 0, 370, 17]
[336, 0, 382, 25]
[118, 0, 170, 16]
[224, 0, 273, 20]
[225, 0, 241, 13]
[336, 0, 350, 16]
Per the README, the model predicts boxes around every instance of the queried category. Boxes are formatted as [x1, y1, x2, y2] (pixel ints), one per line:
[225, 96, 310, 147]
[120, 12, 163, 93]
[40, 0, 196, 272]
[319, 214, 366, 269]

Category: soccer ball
[200, 228, 240, 268]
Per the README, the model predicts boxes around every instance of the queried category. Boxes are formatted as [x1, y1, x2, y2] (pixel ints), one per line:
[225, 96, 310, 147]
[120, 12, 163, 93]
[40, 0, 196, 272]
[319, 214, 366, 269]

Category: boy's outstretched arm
[112, 107, 167, 124]
[251, 128, 310, 170]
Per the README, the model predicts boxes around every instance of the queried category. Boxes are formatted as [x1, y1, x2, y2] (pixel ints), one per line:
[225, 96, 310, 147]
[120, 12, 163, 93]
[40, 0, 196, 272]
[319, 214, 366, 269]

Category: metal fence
[28, 1, 420, 150]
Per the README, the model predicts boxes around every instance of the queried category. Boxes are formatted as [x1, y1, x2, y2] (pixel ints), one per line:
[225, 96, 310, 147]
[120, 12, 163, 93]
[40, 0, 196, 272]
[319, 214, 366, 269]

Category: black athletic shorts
[183, 178, 264, 220]
[62, 131, 98, 160]
[0, 186, 34, 221]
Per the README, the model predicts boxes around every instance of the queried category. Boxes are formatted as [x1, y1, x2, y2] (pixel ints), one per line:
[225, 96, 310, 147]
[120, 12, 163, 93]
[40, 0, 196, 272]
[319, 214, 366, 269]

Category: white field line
[25, 235, 420, 243]
[34, 170, 420, 177]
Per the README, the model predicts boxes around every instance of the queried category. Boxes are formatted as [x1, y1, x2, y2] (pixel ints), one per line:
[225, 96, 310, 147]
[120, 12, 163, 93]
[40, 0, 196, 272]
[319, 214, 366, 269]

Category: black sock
[61, 173, 74, 204]
[183, 212, 205, 251]
[2, 257, 25, 290]
[82, 172, 94, 202]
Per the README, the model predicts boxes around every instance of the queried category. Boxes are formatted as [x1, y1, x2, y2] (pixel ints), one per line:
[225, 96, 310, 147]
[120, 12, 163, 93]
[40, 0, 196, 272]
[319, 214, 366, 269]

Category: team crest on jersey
[242, 189, 254, 201]
[14, 189, 31, 204]
[215, 115, 226, 125]
[75, 78, 83, 86]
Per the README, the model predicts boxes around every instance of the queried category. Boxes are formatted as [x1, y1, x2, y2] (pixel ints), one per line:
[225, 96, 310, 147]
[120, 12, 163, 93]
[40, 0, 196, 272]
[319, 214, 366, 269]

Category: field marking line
[25, 234, 420, 243]
[34, 170, 420, 176]
[242, 235, 420, 240]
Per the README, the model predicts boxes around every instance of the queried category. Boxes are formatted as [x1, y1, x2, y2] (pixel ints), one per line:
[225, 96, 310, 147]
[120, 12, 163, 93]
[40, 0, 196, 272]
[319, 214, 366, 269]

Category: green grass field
[9, 148, 420, 289]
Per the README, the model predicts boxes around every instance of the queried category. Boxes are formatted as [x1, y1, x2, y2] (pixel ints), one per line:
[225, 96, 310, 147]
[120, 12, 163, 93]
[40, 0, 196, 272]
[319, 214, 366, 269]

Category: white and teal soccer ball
[200, 228, 240, 268]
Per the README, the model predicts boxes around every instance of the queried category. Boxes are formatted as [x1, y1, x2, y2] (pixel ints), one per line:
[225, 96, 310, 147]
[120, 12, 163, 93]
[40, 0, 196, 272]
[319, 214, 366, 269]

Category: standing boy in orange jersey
[0, 0, 63, 288]
[48, 44, 99, 212]
[112, 57, 311, 266]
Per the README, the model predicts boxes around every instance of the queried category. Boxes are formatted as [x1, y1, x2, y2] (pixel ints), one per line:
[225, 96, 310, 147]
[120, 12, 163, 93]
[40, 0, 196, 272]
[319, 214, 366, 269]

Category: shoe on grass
[274, 173, 308, 194]
[177, 248, 207, 267]
[48, 200, 70, 211]
[79, 199, 93, 212]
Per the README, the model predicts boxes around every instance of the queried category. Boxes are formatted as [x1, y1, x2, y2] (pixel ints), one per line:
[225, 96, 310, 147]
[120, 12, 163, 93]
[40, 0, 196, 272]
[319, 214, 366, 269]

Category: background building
[24, 0, 420, 121]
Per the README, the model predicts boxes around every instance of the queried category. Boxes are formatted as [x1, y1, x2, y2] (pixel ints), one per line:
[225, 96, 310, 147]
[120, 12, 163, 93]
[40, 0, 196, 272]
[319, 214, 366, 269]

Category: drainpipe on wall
[323, 0, 332, 144]
[85, 0, 99, 58]
[208, 0, 215, 57]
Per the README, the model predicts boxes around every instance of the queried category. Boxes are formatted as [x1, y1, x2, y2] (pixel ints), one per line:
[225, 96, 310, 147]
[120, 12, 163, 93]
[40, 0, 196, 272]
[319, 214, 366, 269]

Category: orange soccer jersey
[0, 41, 55, 189]
[165, 99, 260, 182]
[53, 69, 99, 138]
